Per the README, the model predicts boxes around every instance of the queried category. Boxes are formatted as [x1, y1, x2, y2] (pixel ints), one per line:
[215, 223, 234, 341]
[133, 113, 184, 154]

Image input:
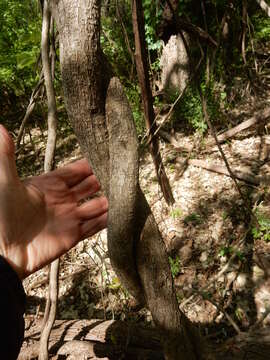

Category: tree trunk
[49, 0, 111, 194]
[49, 1, 203, 358]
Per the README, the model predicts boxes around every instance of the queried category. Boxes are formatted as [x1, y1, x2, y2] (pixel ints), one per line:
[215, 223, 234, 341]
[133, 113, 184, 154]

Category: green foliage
[252, 15, 270, 41]
[0, 0, 41, 94]
[252, 212, 270, 242]
[170, 207, 183, 219]
[143, 0, 162, 51]
[101, 2, 146, 135]
[219, 245, 233, 258]
[125, 83, 145, 135]
[178, 0, 192, 17]
[170, 78, 224, 133]
[108, 276, 122, 290]
[219, 245, 244, 261]
[201, 291, 212, 300]
[169, 256, 181, 278]
[170, 86, 206, 133]
[235, 307, 244, 322]
[101, 2, 134, 80]
[184, 212, 202, 225]
[1, 0, 269, 139]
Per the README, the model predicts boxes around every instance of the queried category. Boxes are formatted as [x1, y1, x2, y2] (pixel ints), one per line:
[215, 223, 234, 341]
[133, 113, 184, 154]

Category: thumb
[0, 125, 19, 184]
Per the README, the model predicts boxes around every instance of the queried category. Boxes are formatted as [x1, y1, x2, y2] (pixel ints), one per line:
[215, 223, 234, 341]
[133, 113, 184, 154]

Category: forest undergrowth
[2, 1, 270, 358]
[17, 82, 270, 359]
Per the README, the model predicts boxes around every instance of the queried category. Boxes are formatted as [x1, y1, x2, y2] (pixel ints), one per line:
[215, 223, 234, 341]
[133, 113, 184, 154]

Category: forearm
[0, 256, 26, 360]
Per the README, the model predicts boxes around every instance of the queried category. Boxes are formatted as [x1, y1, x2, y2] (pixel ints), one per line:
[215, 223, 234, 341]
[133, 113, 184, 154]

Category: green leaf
[16, 50, 37, 70]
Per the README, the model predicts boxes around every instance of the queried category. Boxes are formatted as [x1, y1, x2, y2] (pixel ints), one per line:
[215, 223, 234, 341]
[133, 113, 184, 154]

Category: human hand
[0, 125, 108, 279]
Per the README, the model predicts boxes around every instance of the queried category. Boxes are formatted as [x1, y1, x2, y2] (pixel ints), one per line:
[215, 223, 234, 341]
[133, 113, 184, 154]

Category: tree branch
[38, 2, 59, 360]
[132, 0, 174, 205]
[16, 74, 44, 150]
[165, 0, 217, 47]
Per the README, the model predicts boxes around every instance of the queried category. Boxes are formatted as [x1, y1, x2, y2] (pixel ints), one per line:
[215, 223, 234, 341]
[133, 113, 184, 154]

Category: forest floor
[16, 86, 270, 359]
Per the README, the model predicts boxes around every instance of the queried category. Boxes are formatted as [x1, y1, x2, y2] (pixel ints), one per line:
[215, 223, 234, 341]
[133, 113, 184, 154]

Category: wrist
[0, 243, 25, 279]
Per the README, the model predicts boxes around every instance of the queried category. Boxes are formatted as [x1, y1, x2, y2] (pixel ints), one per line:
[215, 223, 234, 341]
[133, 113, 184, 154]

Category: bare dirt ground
[17, 89, 270, 359]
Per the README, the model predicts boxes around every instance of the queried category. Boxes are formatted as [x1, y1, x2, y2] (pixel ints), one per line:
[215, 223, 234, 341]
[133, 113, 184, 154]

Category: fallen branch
[19, 319, 163, 359]
[186, 158, 260, 185]
[57, 340, 163, 359]
[160, 108, 270, 154]
[198, 291, 242, 335]
[207, 107, 270, 146]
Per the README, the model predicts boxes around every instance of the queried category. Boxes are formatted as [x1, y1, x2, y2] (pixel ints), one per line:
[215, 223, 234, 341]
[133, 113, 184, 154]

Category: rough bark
[134, 187, 202, 359]
[106, 77, 143, 304]
[49, 1, 203, 358]
[49, 0, 111, 193]
[106, 78, 202, 359]
[160, 34, 190, 96]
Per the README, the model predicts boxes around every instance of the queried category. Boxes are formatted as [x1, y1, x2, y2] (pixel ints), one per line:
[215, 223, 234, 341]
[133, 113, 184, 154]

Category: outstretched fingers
[80, 212, 108, 239]
[71, 174, 101, 202]
[77, 195, 108, 240]
[77, 196, 108, 220]
[53, 159, 94, 187]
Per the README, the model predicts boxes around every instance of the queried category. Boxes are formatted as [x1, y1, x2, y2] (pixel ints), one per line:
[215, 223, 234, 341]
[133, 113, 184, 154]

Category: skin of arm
[0, 124, 108, 279]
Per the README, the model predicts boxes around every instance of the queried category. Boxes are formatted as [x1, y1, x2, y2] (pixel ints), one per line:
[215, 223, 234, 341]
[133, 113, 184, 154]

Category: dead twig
[132, 0, 174, 205]
[199, 291, 242, 335]
[16, 74, 44, 151]
[207, 108, 270, 146]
